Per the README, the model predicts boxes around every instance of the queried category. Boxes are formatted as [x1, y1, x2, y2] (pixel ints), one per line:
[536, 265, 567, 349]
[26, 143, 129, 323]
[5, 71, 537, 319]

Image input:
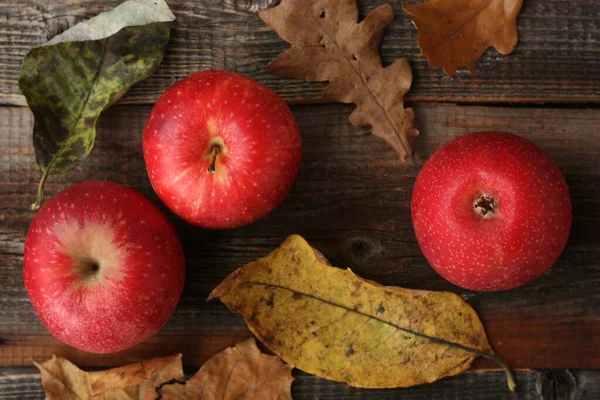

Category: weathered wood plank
[1, 104, 598, 373]
[1, 0, 598, 105]
[1, 367, 599, 399]
[295, 370, 600, 400]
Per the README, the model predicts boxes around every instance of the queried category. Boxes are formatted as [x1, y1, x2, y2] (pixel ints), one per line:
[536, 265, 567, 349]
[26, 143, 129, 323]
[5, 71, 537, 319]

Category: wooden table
[1, 0, 599, 398]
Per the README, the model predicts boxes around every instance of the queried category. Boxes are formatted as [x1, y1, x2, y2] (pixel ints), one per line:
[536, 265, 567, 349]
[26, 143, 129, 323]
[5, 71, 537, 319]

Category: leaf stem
[473, 351, 516, 392]
[31, 168, 49, 210]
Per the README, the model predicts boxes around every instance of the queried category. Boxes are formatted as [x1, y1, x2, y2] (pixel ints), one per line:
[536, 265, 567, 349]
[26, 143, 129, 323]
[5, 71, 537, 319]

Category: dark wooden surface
[1, 0, 599, 399]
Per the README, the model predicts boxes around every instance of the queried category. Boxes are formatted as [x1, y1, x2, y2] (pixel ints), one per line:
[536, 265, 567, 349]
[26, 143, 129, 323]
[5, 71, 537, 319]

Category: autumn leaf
[34, 354, 183, 399]
[403, 0, 523, 76]
[259, 0, 419, 161]
[160, 338, 293, 400]
[19, 0, 174, 210]
[35, 341, 292, 400]
[210, 235, 516, 390]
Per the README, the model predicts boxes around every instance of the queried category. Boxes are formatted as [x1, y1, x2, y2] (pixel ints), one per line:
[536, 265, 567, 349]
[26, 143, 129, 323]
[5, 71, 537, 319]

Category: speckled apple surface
[23, 181, 185, 353]
[143, 70, 302, 229]
[411, 132, 572, 291]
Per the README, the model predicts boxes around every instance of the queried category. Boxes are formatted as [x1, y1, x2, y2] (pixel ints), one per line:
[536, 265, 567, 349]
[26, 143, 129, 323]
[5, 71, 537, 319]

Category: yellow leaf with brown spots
[34, 354, 183, 400]
[209, 235, 516, 390]
[159, 338, 293, 400]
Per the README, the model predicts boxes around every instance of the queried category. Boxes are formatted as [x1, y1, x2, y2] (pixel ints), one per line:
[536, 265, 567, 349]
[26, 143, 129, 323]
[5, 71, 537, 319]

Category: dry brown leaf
[403, 0, 523, 76]
[259, 0, 418, 161]
[160, 338, 293, 400]
[209, 235, 516, 390]
[34, 354, 183, 400]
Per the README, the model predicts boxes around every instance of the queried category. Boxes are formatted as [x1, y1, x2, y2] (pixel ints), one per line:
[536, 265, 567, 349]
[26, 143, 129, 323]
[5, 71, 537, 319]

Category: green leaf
[19, 0, 175, 210]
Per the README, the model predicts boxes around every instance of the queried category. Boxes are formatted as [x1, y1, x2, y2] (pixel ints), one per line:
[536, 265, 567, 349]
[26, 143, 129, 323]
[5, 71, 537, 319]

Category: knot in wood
[344, 236, 383, 265]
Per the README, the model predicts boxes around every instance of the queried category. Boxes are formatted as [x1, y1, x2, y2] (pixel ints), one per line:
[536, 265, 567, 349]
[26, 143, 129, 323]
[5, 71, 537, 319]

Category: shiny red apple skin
[143, 70, 302, 229]
[411, 132, 571, 291]
[23, 181, 185, 353]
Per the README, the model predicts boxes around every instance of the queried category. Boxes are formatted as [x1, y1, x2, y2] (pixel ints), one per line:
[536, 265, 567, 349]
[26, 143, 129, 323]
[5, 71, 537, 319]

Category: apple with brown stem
[23, 181, 185, 353]
[143, 70, 302, 229]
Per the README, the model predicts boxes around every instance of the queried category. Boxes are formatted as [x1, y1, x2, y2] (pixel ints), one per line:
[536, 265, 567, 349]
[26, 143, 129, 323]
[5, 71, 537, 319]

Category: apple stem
[208, 145, 220, 174]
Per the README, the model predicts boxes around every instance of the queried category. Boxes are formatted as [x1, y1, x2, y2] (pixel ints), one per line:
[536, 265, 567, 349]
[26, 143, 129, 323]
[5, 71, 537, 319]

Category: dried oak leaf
[403, 0, 523, 76]
[259, 0, 418, 161]
[34, 354, 183, 400]
[160, 338, 293, 400]
[210, 235, 516, 390]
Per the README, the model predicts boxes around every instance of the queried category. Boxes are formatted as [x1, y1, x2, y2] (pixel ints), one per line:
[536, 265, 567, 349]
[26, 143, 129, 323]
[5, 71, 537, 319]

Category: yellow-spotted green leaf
[19, 0, 175, 210]
[209, 235, 516, 390]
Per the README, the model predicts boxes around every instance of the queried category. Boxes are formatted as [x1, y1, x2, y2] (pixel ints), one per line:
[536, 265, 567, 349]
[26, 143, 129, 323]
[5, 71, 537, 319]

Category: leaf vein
[243, 281, 494, 360]
[315, 17, 411, 157]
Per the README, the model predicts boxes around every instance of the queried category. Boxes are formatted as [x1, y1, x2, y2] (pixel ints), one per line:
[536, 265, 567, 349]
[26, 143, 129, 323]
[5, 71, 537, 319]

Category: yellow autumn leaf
[209, 235, 515, 390]
[160, 338, 293, 400]
[34, 354, 183, 400]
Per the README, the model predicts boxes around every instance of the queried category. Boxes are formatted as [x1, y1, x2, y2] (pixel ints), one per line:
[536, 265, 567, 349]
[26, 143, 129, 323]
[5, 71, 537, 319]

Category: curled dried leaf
[34, 354, 183, 400]
[160, 338, 293, 400]
[403, 0, 523, 76]
[210, 235, 516, 390]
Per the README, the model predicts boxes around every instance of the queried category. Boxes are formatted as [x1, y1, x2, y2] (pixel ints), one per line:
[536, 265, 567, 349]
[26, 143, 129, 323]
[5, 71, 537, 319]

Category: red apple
[411, 132, 571, 291]
[143, 70, 302, 229]
[23, 181, 185, 353]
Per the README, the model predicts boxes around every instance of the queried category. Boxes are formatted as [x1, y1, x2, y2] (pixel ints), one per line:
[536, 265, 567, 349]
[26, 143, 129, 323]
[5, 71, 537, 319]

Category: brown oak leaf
[260, 0, 419, 161]
[159, 338, 294, 400]
[403, 0, 523, 76]
[34, 354, 183, 399]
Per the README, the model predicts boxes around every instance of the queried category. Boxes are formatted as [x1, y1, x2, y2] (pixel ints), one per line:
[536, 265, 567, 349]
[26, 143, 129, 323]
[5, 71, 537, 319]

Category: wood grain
[1, 367, 599, 399]
[1, 104, 599, 373]
[2, 0, 600, 397]
[1, 0, 599, 106]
